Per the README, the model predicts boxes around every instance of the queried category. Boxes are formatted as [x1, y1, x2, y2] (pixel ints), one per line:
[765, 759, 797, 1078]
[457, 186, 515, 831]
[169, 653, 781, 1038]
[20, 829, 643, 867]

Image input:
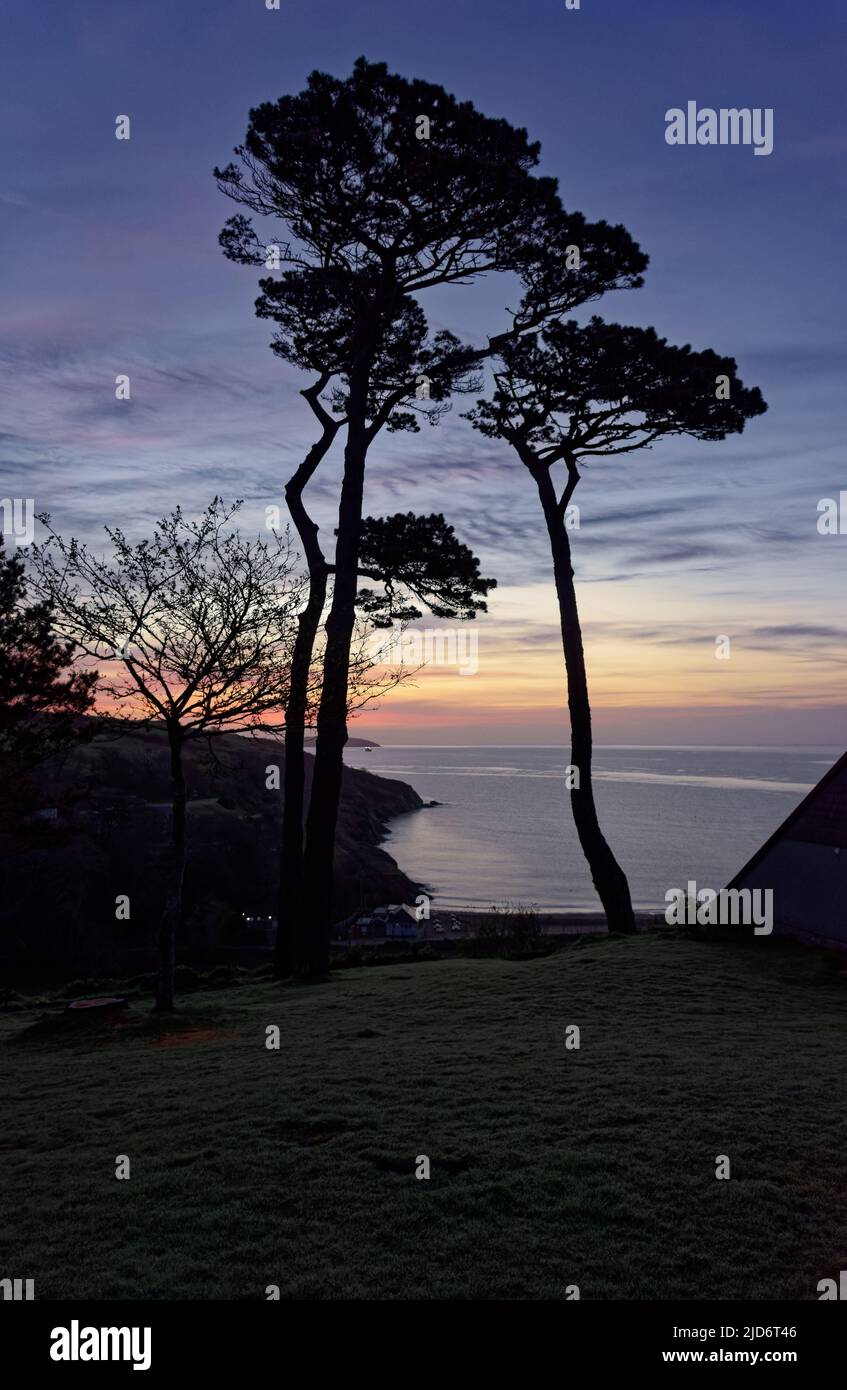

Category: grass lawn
[2, 934, 846, 1300]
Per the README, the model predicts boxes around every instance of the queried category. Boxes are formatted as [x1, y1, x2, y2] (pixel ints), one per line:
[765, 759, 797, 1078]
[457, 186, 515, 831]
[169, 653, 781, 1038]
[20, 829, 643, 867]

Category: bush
[0, 989, 27, 1012]
[125, 973, 157, 991]
[62, 977, 118, 998]
[205, 965, 241, 988]
[474, 902, 543, 957]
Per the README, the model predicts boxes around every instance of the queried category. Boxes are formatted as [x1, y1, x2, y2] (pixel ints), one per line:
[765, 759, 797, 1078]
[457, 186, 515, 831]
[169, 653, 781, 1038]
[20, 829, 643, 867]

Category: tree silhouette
[277, 495, 494, 980]
[264, 277, 483, 980]
[276, 490, 494, 979]
[467, 317, 767, 932]
[355, 512, 495, 627]
[216, 57, 646, 974]
[30, 500, 304, 1010]
[275, 374, 341, 981]
[0, 534, 98, 820]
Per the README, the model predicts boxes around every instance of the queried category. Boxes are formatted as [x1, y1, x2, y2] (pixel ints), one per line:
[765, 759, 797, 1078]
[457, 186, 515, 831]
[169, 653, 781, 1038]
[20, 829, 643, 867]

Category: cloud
[615, 540, 733, 569]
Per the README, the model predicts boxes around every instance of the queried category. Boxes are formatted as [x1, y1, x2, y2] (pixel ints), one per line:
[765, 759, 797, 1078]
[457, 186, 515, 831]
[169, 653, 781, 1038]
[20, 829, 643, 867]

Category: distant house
[381, 904, 420, 939]
[728, 750, 847, 947]
[349, 904, 420, 940]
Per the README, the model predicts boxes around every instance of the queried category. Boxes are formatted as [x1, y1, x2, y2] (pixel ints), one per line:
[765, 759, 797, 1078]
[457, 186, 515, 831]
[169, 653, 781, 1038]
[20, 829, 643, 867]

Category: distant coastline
[315, 736, 380, 748]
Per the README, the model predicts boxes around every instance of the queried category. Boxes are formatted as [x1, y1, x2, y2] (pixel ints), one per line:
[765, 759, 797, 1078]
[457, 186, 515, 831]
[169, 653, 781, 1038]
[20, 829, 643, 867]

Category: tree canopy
[216, 57, 650, 401]
[30, 500, 304, 740]
[355, 511, 496, 626]
[469, 316, 768, 465]
[0, 534, 97, 769]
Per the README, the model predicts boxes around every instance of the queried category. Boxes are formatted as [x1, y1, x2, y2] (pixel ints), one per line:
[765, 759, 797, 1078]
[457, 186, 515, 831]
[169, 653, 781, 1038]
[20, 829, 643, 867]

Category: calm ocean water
[343, 745, 841, 912]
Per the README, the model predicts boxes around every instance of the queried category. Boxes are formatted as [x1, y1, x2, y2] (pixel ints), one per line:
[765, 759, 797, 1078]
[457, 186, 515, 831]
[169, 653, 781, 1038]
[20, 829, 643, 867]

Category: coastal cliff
[0, 725, 423, 971]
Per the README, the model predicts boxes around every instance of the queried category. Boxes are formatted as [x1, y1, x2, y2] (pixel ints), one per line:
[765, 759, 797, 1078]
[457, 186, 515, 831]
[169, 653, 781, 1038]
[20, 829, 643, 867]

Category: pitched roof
[728, 749, 847, 886]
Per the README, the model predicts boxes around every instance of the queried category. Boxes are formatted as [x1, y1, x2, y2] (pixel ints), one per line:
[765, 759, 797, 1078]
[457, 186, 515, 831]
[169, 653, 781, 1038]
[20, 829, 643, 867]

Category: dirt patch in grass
[6, 1005, 233, 1050]
[7, 1010, 130, 1047]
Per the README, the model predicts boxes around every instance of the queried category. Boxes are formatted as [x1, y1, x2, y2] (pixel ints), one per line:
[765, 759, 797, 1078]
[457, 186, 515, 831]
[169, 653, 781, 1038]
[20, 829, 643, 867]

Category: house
[380, 904, 420, 939]
[728, 749, 847, 947]
[349, 904, 420, 940]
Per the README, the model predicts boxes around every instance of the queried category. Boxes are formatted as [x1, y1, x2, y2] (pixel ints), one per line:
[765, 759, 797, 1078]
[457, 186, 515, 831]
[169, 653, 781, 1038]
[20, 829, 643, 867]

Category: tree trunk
[275, 385, 340, 980]
[300, 290, 397, 976]
[531, 462, 637, 934]
[300, 403, 369, 976]
[277, 565, 327, 978]
[157, 725, 187, 1010]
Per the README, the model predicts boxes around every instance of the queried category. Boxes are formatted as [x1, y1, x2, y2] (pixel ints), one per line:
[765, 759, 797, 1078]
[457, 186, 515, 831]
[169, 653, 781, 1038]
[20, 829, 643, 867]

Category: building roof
[728, 748, 847, 886]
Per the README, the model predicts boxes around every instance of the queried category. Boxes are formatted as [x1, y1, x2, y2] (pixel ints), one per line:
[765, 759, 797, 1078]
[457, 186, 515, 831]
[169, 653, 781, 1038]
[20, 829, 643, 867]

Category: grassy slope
[3, 935, 846, 1300]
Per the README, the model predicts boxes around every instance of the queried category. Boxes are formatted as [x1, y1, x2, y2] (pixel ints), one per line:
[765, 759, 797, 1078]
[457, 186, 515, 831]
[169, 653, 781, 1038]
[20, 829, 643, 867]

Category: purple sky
[2, 0, 846, 743]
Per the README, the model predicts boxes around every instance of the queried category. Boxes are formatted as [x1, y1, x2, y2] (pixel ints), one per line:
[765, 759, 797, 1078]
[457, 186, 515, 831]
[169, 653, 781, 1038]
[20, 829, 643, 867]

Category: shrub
[475, 902, 543, 957]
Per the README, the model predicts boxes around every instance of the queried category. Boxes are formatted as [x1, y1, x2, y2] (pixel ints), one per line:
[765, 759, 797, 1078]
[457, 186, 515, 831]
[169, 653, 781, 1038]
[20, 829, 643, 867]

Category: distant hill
[0, 723, 421, 974]
[306, 735, 380, 748]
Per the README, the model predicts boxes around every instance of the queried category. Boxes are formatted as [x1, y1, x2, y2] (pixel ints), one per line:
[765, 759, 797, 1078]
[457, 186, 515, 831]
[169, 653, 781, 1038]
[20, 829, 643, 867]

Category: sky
[2, 0, 846, 745]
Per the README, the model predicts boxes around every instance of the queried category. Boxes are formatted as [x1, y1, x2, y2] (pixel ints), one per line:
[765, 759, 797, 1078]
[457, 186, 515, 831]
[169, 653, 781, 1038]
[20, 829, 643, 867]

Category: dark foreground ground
[2, 934, 845, 1300]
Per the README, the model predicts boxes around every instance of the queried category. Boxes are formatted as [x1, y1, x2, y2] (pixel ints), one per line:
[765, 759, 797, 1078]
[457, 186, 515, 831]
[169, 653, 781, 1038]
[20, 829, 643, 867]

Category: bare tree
[30, 499, 304, 1009]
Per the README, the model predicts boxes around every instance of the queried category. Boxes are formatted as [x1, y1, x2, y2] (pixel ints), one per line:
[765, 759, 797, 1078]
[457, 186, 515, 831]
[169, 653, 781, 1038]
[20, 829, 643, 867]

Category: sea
[342, 744, 841, 913]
